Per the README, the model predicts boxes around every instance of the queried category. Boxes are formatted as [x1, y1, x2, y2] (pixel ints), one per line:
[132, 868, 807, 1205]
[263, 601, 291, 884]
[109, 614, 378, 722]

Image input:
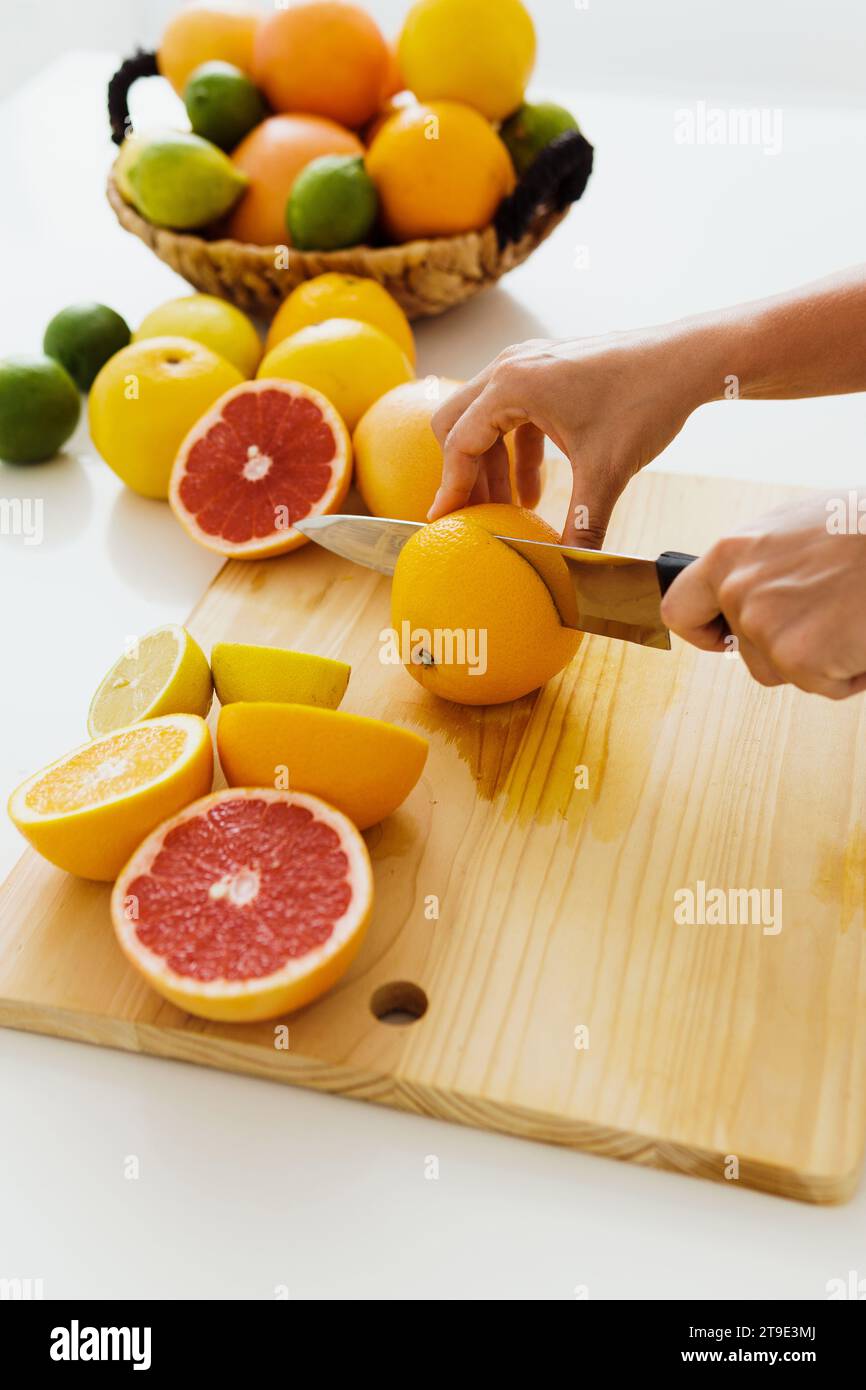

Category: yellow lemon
[87, 625, 214, 738]
[266, 274, 415, 365]
[211, 644, 350, 708]
[390, 502, 581, 706]
[217, 703, 428, 830]
[134, 296, 262, 378]
[257, 318, 413, 431]
[398, 0, 536, 123]
[8, 715, 214, 881]
[89, 337, 243, 499]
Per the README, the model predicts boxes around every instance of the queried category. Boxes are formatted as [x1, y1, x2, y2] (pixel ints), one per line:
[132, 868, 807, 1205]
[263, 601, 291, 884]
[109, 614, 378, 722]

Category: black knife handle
[656, 550, 697, 597]
[656, 550, 733, 641]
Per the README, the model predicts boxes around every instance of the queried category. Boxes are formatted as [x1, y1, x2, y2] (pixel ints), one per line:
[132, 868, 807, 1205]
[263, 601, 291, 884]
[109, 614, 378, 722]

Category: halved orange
[8, 715, 213, 880]
[169, 378, 352, 559]
[111, 788, 374, 1022]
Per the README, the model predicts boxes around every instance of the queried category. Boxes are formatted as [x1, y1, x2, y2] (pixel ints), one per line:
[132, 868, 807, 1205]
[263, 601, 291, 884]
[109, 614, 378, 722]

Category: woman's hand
[661, 494, 866, 699]
[429, 265, 866, 547]
[429, 327, 713, 544]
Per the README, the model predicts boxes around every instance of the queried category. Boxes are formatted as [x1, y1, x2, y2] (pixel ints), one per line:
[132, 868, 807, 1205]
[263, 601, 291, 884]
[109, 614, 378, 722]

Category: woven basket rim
[106, 166, 512, 266]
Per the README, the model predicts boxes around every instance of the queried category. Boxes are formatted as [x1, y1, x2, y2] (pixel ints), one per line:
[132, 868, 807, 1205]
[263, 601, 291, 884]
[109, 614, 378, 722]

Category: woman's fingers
[430, 367, 500, 452]
[560, 463, 625, 549]
[659, 555, 728, 649]
[467, 471, 491, 506]
[512, 423, 545, 508]
[733, 636, 785, 688]
[428, 384, 523, 519]
[484, 438, 513, 504]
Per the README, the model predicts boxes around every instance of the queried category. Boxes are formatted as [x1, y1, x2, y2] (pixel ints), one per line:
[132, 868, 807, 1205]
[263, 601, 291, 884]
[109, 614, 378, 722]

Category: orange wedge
[216, 702, 428, 830]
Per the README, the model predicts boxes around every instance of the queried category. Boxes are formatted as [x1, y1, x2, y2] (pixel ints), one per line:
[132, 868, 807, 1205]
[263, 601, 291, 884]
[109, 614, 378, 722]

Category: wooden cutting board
[2, 468, 865, 1204]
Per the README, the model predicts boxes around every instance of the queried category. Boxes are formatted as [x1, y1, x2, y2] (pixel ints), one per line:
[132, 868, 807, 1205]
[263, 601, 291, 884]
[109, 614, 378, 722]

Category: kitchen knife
[294, 514, 698, 650]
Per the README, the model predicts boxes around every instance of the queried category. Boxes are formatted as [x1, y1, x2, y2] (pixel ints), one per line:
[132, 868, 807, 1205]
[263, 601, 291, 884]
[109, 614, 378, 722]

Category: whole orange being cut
[390, 503, 581, 706]
[158, 1, 260, 96]
[253, 2, 389, 130]
[367, 101, 516, 242]
[228, 114, 364, 246]
[112, 788, 374, 1022]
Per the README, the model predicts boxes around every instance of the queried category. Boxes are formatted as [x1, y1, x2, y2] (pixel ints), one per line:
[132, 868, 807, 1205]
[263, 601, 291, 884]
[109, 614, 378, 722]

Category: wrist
[661, 317, 741, 410]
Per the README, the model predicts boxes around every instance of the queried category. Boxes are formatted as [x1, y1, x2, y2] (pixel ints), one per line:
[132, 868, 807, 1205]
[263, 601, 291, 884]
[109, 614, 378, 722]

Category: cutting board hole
[370, 981, 428, 1026]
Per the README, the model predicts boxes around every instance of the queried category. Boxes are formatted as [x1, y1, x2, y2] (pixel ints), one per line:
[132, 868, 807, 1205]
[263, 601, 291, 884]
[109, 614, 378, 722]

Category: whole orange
[158, 1, 260, 96]
[354, 378, 541, 520]
[228, 114, 364, 246]
[391, 503, 580, 706]
[253, 2, 389, 129]
[354, 378, 461, 521]
[363, 90, 417, 146]
[367, 101, 516, 242]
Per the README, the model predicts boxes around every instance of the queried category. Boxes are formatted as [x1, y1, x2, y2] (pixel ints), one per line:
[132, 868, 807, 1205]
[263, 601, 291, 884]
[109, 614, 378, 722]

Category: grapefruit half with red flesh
[111, 788, 373, 1022]
[169, 378, 352, 559]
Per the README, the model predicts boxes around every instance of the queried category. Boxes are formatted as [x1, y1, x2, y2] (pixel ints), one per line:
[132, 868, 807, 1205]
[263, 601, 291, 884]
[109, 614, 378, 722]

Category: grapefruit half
[111, 788, 373, 1022]
[169, 378, 352, 559]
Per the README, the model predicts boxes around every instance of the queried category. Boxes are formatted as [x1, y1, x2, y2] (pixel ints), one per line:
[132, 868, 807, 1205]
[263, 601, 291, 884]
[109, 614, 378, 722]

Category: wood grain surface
[2, 467, 865, 1204]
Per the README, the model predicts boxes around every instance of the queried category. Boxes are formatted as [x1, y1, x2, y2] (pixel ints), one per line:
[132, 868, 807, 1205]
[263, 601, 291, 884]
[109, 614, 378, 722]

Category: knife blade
[294, 515, 697, 650]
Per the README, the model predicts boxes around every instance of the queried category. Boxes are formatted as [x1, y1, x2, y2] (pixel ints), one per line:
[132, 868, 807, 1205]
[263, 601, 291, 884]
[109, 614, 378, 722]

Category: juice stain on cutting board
[398, 637, 682, 836]
[812, 827, 866, 931]
[398, 691, 537, 801]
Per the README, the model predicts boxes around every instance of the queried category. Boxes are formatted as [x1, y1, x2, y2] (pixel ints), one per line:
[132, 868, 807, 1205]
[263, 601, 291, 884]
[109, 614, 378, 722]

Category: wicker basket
[106, 50, 594, 321]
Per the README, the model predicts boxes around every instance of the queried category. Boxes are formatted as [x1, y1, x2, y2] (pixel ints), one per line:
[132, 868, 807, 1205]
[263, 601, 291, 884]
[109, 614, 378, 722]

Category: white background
[1, 1, 865, 1300]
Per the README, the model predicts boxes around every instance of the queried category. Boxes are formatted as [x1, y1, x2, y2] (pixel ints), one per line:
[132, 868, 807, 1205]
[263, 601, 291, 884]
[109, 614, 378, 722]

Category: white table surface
[1, 52, 865, 1300]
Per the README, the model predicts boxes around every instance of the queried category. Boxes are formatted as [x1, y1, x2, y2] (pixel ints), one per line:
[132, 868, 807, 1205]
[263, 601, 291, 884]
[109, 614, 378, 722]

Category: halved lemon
[87, 624, 213, 738]
[216, 703, 428, 830]
[211, 643, 350, 708]
[9, 715, 214, 880]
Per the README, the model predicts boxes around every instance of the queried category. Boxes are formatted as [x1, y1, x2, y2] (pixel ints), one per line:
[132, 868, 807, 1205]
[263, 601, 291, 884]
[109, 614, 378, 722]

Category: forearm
[666, 263, 866, 408]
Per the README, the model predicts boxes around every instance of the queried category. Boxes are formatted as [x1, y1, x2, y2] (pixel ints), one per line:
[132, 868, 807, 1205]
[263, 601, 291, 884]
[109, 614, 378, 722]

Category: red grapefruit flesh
[169, 379, 352, 559]
[111, 788, 373, 1021]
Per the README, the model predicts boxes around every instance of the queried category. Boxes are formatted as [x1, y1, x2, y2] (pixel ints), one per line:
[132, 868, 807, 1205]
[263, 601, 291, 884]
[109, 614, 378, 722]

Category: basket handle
[108, 49, 160, 145]
[494, 129, 593, 249]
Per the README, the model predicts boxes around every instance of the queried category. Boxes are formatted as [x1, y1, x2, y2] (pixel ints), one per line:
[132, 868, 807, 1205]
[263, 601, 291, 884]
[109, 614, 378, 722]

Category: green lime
[287, 155, 378, 251]
[44, 302, 131, 392]
[184, 61, 267, 152]
[0, 356, 81, 463]
[500, 102, 579, 177]
[126, 131, 248, 231]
